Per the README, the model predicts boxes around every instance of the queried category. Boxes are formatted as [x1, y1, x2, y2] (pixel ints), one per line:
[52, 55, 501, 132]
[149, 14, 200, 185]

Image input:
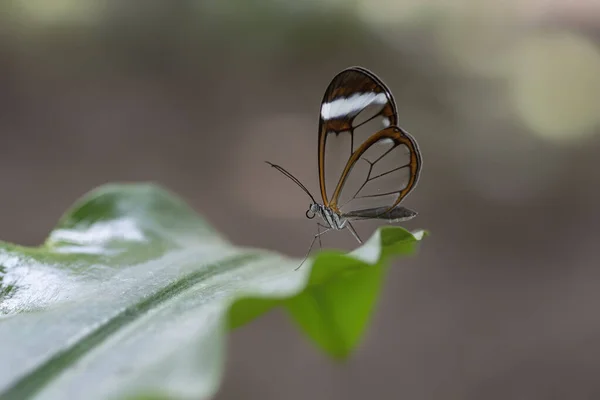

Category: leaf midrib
[0, 253, 259, 400]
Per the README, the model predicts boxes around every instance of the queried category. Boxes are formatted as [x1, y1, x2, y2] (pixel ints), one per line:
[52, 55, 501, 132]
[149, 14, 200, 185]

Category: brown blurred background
[1, 0, 600, 399]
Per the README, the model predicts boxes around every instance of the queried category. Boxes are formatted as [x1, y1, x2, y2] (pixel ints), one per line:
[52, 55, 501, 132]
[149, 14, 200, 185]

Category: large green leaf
[0, 184, 425, 400]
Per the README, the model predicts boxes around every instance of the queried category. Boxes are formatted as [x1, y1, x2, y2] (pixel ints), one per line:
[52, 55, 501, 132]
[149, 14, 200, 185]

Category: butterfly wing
[342, 205, 417, 222]
[317, 67, 399, 207]
[332, 125, 422, 215]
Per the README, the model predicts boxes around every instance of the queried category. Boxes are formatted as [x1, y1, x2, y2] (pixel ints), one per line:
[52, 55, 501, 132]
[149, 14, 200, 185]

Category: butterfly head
[306, 203, 320, 219]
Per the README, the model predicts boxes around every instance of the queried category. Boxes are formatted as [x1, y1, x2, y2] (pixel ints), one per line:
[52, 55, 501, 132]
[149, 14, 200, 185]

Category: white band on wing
[321, 92, 387, 120]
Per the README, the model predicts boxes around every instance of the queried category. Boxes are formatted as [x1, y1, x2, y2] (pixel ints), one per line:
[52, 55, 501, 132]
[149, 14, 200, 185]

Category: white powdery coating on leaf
[50, 218, 146, 246]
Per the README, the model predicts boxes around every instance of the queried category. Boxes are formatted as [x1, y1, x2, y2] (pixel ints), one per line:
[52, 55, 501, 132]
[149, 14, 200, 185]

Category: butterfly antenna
[265, 161, 317, 204]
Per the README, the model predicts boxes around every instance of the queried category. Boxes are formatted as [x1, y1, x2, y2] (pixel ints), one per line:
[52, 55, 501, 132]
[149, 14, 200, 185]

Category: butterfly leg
[296, 225, 331, 271]
[346, 221, 363, 244]
[317, 222, 328, 250]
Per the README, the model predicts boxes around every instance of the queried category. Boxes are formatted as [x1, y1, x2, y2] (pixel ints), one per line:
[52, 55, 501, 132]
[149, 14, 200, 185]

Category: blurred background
[1, 0, 600, 398]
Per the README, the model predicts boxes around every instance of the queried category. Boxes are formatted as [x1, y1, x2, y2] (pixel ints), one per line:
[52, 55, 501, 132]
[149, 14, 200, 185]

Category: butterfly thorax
[309, 203, 346, 230]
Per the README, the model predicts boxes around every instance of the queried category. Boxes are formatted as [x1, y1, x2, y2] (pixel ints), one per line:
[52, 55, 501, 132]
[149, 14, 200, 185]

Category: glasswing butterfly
[267, 66, 422, 269]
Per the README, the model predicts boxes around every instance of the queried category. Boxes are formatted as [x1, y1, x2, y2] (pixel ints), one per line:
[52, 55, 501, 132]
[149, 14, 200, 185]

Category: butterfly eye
[305, 209, 316, 219]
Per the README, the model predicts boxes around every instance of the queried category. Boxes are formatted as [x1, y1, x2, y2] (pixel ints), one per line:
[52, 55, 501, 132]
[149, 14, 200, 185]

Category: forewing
[317, 67, 398, 206]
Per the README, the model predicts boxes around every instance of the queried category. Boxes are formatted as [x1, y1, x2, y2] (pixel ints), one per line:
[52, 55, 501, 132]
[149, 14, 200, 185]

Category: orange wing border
[328, 126, 422, 214]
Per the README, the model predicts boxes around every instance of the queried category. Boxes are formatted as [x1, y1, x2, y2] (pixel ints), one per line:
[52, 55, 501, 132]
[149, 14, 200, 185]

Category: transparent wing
[329, 125, 422, 215]
[317, 67, 399, 206]
[342, 205, 417, 222]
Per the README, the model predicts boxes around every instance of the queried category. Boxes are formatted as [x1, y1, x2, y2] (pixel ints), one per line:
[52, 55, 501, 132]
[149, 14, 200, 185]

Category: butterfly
[267, 66, 422, 268]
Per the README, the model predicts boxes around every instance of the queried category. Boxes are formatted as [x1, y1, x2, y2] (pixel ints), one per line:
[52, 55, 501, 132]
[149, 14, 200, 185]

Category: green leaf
[0, 184, 425, 400]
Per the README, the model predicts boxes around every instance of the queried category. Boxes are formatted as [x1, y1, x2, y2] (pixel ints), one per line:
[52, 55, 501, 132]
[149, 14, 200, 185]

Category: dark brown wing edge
[328, 126, 422, 213]
[343, 205, 417, 222]
[317, 67, 398, 206]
